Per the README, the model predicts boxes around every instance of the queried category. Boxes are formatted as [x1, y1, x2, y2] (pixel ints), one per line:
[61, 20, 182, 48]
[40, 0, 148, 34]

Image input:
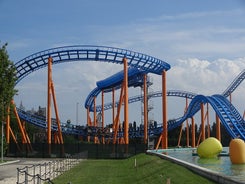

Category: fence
[16, 157, 81, 184]
[8, 143, 146, 159]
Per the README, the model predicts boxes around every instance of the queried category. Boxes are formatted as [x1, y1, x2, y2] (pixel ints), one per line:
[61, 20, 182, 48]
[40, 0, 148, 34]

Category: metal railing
[17, 157, 81, 184]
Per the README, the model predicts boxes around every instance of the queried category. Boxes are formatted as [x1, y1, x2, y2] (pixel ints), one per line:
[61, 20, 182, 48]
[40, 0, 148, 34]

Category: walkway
[0, 158, 56, 184]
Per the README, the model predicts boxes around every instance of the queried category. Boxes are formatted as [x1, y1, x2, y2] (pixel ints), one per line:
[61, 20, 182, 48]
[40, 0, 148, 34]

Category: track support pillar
[201, 103, 205, 141]
[143, 74, 148, 144]
[216, 114, 221, 141]
[123, 58, 129, 145]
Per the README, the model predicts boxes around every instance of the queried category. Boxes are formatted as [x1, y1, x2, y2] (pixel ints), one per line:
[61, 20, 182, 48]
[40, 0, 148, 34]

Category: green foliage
[52, 153, 215, 184]
[168, 122, 231, 147]
[0, 43, 18, 157]
[63, 134, 79, 144]
[0, 42, 17, 120]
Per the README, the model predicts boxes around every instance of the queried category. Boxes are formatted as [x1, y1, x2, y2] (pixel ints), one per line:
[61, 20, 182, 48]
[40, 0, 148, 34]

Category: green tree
[0, 43, 18, 156]
[0, 43, 17, 119]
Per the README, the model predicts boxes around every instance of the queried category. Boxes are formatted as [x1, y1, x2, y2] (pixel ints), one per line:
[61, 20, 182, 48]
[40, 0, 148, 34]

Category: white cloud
[144, 9, 244, 22]
[11, 6, 245, 125]
[167, 57, 245, 93]
[14, 54, 245, 125]
[149, 57, 245, 121]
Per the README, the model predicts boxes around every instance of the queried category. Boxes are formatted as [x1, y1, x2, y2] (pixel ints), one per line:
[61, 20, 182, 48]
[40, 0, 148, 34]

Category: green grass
[52, 153, 215, 184]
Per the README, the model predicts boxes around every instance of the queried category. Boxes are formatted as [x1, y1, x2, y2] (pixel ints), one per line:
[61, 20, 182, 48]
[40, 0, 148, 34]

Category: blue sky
[1, 0, 245, 125]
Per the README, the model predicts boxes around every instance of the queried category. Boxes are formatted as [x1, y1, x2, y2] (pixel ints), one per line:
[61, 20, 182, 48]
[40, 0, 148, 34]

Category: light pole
[1, 120, 4, 162]
[76, 102, 79, 125]
[1, 53, 3, 162]
[1, 101, 4, 163]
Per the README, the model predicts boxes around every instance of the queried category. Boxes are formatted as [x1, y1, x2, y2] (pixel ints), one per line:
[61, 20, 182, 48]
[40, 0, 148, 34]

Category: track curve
[95, 89, 197, 112]
[222, 69, 245, 97]
[15, 45, 170, 84]
[167, 94, 245, 140]
[85, 67, 147, 111]
[14, 45, 171, 137]
[14, 46, 245, 140]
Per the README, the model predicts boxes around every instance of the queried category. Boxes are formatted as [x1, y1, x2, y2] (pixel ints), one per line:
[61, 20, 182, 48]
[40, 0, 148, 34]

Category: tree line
[168, 122, 231, 147]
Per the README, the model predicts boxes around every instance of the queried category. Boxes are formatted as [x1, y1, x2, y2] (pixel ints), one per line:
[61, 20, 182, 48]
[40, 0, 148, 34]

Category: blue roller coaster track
[95, 90, 197, 112]
[15, 45, 170, 84]
[14, 45, 245, 140]
[14, 45, 170, 137]
[84, 67, 148, 111]
[167, 94, 245, 139]
[222, 69, 245, 97]
[88, 68, 245, 139]
[94, 69, 245, 111]
[85, 65, 197, 112]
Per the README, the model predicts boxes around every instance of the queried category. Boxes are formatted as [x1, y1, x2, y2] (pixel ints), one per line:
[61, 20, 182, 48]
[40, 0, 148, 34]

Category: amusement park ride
[3, 45, 245, 155]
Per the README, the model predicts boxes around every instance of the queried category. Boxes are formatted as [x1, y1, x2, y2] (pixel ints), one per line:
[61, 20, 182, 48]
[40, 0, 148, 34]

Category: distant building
[19, 101, 25, 111]
[37, 106, 46, 117]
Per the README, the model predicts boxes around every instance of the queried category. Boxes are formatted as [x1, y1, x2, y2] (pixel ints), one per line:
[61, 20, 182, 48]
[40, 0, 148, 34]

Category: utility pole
[1, 87, 4, 163]
[1, 120, 3, 162]
[76, 102, 79, 125]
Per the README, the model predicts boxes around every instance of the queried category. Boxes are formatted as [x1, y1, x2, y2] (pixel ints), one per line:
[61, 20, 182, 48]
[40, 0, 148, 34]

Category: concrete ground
[0, 157, 56, 184]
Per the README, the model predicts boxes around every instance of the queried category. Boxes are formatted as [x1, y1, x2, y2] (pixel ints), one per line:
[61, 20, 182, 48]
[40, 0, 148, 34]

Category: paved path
[0, 158, 56, 184]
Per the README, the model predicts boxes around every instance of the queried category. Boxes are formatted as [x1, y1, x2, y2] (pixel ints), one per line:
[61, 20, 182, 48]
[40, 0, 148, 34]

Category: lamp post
[76, 102, 79, 125]
[1, 122, 3, 162]
[1, 101, 4, 163]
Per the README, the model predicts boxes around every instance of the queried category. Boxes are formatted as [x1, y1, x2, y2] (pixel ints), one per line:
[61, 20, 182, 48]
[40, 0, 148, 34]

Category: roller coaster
[84, 66, 245, 145]
[9, 45, 245, 149]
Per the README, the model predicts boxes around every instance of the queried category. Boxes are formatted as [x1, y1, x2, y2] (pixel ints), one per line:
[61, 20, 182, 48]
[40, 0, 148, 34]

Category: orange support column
[113, 86, 124, 144]
[206, 104, 210, 137]
[123, 57, 129, 144]
[216, 114, 221, 141]
[47, 57, 52, 146]
[86, 108, 91, 142]
[93, 96, 99, 143]
[9, 127, 18, 145]
[93, 97, 96, 127]
[162, 70, 168, 149]
[7, 101, 22, 150]
[185, 98, 189, 147]
[112, 88, 115, 128]
[102, 90, 104, 129]
[191, 117, 196, 147]
[12, 102, 27, 144]
[177, 123, 183, 147]
[143, 74, 148, 144]
[22, 121, 32, 151]
[101, 90, 105, 144]
[186, 120, 190, 147]
[93, 97, 97, 127]
[201, 103, 205, 141]
[51, 82, 63, 144]
[87, 108, 91, 126]
[6, 106, 10, 144]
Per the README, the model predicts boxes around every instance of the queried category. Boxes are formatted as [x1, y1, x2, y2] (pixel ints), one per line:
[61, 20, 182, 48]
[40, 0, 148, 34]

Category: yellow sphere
[197, 137, 222, 158]
[229, 138, 245, 164]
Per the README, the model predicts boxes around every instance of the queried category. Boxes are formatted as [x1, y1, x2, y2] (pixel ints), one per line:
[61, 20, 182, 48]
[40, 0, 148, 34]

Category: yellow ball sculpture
[229, 138, 245, 164]
[197, 137, 222, 158]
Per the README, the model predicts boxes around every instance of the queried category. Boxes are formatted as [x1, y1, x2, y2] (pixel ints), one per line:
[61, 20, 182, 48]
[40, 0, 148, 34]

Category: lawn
[52, 153, 215, 184]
